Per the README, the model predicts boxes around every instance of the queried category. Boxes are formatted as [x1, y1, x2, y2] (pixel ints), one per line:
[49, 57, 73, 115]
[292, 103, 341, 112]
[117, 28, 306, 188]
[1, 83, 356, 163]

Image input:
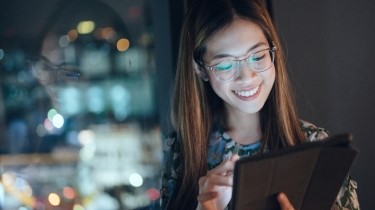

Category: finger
[197, 191, 218, 202]
[199, 176, 207, 188]
[203, 173, 233, 187]
[208, 160, 236, 175]
[278, 193, 295, 210]
[230, 154, 240, 162]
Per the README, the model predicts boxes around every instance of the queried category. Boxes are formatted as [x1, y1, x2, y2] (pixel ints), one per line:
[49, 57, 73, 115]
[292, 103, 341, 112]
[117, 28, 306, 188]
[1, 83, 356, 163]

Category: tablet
[231, 133, 358, 210]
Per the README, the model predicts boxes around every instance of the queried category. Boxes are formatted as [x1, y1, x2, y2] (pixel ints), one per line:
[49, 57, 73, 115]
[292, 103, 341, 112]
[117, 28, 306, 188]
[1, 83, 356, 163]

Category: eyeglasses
[205, 47, 276, 82]
[29, 57, 80, 86]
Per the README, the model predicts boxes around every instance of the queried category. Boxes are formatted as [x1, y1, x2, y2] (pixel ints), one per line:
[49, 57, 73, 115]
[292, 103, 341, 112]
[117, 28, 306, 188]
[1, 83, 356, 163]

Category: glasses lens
[213, 61, 238, 82]
[31, 62, 80, 86]
[209, 48, 275, 82]
[248, 49, 273, 71]
[55, 69, 80, 85]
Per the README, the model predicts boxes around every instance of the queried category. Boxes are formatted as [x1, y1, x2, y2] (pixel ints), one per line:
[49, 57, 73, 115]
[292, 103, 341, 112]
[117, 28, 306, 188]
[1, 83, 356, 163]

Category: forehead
[205, 18, 268, 59]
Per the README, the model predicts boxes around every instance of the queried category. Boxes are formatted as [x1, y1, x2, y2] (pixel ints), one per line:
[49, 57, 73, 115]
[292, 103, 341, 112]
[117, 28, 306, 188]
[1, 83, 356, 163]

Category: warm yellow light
[2, 172, 14, 185]
[73, 204, 85, 210]
[48, 193, 61, 206]
[117, 38, 130, 52]
[77, 21, 95, 34]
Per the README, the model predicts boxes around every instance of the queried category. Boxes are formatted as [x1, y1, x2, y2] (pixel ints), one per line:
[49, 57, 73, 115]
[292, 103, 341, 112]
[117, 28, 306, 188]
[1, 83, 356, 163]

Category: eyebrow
[211, 42, 268, 60]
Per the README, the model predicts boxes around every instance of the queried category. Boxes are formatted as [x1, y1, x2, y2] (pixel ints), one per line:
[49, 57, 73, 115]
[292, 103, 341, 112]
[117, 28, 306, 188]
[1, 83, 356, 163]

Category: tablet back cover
[231, 134, 358, 210]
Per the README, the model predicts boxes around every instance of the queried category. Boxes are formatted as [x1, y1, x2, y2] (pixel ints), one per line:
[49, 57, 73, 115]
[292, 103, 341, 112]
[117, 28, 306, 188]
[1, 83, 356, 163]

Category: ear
[193, 60, 209, 81]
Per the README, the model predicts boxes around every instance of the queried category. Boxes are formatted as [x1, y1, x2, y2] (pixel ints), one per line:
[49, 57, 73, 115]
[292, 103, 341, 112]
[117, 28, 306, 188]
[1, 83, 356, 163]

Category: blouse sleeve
[332, 175, 360, 210]
[160, 133, 181, 209]
[301, 120, 360, 210]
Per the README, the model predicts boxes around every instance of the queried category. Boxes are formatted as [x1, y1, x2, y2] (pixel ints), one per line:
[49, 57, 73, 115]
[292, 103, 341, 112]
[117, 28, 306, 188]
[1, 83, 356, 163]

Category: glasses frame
[29, 56, 81, 86]
[205, 46, 277, 82]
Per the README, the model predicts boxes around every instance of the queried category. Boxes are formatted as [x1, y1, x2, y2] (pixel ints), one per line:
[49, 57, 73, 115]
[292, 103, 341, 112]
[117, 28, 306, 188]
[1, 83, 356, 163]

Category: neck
[226, 108, 262, 145]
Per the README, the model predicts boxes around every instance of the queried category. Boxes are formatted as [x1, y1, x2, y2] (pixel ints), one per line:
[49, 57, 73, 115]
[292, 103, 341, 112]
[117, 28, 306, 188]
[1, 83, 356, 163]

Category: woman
[161, 0, 359, 209]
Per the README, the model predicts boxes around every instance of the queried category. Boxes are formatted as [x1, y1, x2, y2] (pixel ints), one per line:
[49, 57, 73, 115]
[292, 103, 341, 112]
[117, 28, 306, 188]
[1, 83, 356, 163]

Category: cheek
[208, 79, 229, 98]
[207, 70, 216, 82]
[265, 67, 276, 86]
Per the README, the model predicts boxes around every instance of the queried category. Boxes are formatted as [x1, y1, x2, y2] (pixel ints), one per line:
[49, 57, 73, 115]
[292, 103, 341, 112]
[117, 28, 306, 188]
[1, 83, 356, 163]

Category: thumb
[278, 193, 295, 210]
[230, 154, 240, 162]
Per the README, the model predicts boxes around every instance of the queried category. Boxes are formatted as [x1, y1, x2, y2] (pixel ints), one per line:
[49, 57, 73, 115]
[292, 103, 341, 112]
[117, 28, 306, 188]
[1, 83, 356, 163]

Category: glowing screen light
[77, 20, 95, 34]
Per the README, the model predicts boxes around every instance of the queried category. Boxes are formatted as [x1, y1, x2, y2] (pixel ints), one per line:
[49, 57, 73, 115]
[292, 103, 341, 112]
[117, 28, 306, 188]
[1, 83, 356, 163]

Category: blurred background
[0, 0, 374, 209]
[0, 0, 174, 209]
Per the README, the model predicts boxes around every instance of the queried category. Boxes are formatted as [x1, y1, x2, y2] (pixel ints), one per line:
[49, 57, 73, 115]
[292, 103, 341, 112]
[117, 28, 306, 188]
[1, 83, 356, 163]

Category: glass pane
[0, 0, 163, 209]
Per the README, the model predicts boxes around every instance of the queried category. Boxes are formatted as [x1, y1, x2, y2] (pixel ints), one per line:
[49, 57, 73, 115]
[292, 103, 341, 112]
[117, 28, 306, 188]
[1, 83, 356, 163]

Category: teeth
[235, 86, 259, 97]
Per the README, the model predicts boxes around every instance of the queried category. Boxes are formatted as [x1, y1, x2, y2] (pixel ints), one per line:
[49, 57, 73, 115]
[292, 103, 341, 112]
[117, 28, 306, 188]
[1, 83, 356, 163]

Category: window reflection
[0, 0, 162, 209]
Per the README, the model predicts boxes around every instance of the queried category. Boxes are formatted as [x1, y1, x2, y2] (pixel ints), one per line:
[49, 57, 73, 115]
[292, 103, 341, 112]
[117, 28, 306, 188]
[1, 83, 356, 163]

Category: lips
[233, 85, 260, 97]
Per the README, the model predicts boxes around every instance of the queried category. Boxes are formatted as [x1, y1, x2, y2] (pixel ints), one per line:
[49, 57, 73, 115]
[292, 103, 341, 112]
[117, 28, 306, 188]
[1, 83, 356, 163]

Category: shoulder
[300, 120, 329, 142]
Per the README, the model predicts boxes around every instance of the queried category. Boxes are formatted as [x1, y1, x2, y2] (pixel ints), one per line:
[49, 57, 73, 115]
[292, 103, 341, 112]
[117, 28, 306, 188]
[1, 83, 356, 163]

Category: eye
[249, 53, 265, 63]
[214, 61, 234, 71]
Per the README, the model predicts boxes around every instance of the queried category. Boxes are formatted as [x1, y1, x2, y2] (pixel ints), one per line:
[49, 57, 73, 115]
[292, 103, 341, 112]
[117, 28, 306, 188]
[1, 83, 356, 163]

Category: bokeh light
[48, 109, 58, 121]
[63, 186, 76, 199]
[116, 38, 130, 51]
[52, 113, 64, 128]
[77, 20, 95, 34]
[97, 27, 116, 41]
[59, 35, 70, 47]
[67, 29, 79, 41]
[78, 130, 95, 146]
[87, 86, 105, 113]
[44, 118, 54, 131]
[73, 204, 85, 210]
[36, 124, 47, 137]
[146, 188, 160, 201]
[129, 173, 143, 187]
[48, 193, 61, 206]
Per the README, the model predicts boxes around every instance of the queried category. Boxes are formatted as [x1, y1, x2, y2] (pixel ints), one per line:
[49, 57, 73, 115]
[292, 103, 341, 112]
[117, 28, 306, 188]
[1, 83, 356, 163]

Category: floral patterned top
[160, 121, 360, 210]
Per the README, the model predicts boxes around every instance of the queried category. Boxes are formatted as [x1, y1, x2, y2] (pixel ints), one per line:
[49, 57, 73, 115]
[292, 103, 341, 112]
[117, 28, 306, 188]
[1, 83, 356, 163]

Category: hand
[277, 193, 295, 210]
[196, 154, 240, 210]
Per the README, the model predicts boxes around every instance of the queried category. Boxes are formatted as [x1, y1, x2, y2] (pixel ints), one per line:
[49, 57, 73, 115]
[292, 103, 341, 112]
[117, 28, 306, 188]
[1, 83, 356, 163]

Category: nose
[237, 61, 257, 81]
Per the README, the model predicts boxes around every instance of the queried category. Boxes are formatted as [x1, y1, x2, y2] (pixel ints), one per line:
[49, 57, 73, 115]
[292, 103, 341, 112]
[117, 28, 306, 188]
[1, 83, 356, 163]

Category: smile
[234, 85, 260, 97]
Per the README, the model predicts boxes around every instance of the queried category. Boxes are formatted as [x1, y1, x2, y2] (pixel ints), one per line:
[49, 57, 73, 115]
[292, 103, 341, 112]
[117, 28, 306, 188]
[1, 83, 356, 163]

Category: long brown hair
[168, 0, 306, 209]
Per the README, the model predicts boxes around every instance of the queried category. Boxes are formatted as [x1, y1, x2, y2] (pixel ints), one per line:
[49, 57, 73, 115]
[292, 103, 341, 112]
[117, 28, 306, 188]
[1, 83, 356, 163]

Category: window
[0, 0, 174, 209]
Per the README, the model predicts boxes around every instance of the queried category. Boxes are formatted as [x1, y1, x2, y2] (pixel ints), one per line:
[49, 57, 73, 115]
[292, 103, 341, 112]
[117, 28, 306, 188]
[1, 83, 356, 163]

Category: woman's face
[203, 18, 275, 116]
